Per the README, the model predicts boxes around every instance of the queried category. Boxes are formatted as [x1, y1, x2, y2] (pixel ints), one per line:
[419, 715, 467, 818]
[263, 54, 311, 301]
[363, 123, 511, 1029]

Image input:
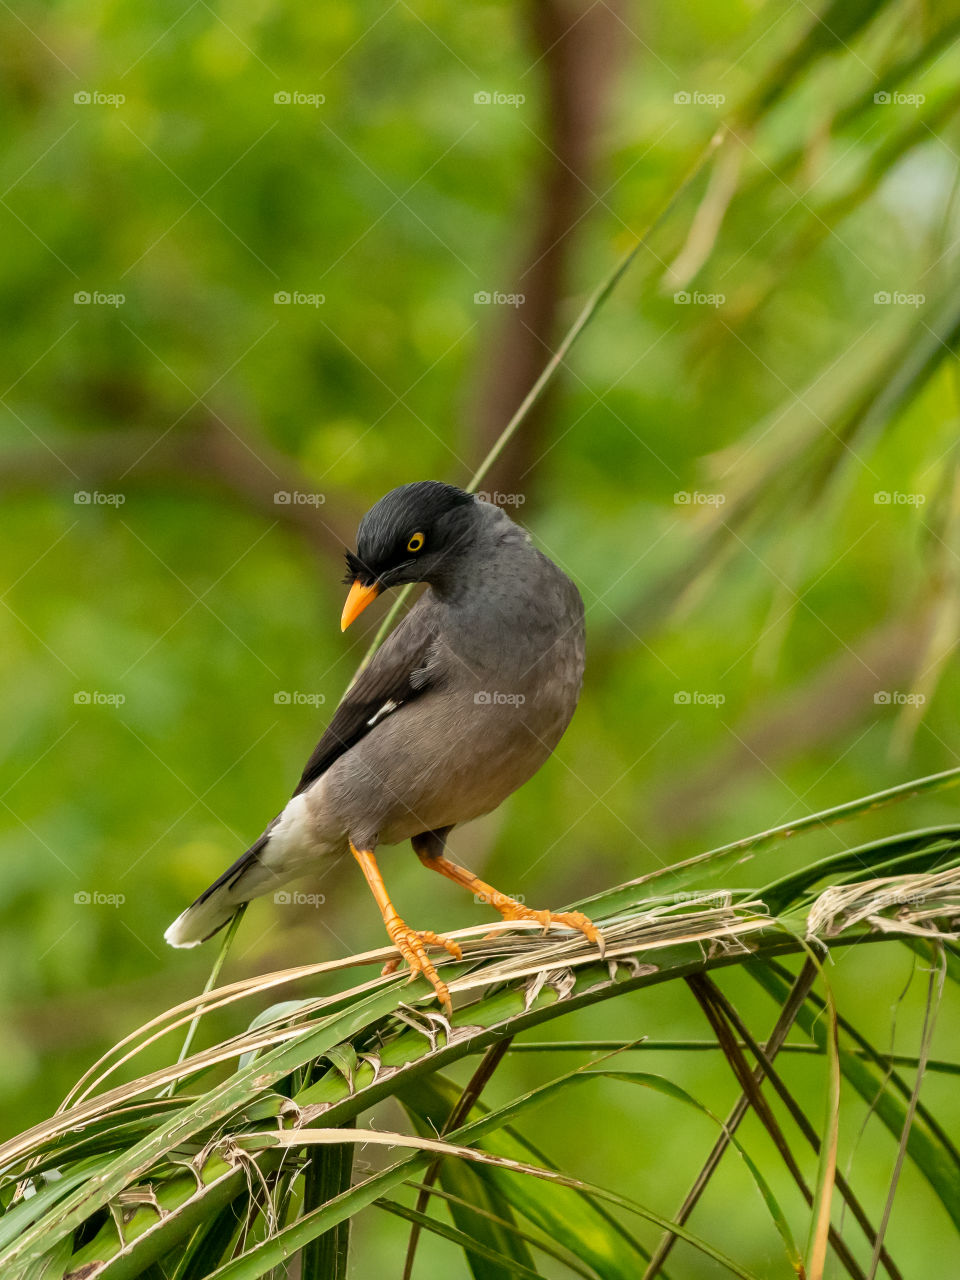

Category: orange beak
[340, 579, 380, 631]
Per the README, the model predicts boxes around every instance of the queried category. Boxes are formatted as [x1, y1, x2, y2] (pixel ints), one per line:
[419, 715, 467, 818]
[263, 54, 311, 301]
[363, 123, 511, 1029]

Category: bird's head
[340, 481, 480, 629]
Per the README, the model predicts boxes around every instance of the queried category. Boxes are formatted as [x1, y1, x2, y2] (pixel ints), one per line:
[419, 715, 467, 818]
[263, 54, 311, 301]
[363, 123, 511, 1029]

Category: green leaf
[0, 982, 410, 1273]
[302, 1120, 354, 1280]
[750, 962, 960, 1230]
[399, 1071, 648, 1280]
[237, 999, 318, 1069]
[376, 1198, 548, 1280]
[215, 1127, 764, 1280]
[404, 1181, 597, 1279]
[172, 1198, 247, 1280]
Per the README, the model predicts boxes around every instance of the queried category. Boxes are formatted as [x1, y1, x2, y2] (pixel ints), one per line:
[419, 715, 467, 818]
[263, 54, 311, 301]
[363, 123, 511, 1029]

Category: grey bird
[165, 480, 597, 1011]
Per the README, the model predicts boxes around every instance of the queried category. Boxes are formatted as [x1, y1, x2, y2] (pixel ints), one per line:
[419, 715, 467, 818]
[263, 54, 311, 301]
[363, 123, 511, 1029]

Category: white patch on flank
[366, 698, 399, 728]
[261, 792, 315, 871]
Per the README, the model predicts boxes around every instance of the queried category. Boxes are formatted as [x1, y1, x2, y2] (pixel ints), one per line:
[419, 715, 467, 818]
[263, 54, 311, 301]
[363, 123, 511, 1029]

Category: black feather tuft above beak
[341, 482, 481, 598]
[343, 550, 376, 587]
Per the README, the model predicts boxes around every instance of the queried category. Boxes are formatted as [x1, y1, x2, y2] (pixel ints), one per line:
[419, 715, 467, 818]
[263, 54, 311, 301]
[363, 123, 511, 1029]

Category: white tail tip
[164, 911, 203, 948]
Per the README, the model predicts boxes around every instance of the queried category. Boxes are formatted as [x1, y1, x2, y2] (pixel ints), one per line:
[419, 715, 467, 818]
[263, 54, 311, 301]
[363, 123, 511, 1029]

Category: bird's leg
[349, 841, 462, 1015]
[411, 831, 602, 952]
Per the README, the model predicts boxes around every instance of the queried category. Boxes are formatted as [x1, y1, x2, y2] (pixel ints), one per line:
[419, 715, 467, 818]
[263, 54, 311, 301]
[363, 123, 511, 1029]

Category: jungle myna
[165, 481, 598, 1010]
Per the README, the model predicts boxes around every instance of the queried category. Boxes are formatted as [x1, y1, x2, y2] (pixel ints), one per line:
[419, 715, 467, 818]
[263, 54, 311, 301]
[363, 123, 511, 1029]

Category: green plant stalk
[867, 952, 943, 1280]
[163, 906, 247, 1099]
[29, 809, 960, 1275]
[757, 827, 960, 917]
[801, 946, 841, 1280]
[19, 798, 946, 1181]
[302, 1117, 354, 1280]
[505, 1040, 960, 1073]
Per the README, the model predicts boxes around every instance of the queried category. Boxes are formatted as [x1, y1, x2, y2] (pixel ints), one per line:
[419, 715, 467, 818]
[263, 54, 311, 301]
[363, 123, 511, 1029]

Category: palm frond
[3, 769, 960, 1279]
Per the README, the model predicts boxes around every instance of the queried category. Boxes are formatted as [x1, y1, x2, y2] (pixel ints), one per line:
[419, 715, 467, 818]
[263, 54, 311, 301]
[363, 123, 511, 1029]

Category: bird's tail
[164, 828, 280, 948]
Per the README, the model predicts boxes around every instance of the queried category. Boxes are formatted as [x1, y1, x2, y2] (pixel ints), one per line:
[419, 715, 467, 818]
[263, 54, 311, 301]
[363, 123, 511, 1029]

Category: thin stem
[867, 948, 944, 1280]
[162, 905, 247, 1098]
[401, 1037, 514, 1280]
[711, 973, 902, 1280]
[643, 961, 816, 1280]
[355, 129, 727, 675]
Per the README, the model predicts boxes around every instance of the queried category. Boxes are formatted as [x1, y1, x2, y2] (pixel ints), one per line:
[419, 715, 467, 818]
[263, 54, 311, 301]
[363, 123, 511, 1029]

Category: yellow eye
[406, 531, 425, 553]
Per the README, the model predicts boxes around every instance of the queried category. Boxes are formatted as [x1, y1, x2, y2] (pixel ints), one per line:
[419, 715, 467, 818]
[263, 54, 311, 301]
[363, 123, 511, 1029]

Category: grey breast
[323, 506, 585, 850]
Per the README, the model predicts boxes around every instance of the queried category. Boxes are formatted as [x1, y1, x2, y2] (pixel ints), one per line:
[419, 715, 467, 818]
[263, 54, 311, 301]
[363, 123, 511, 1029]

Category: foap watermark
[674, 290, 724, 307]
[474, 290, 525, 307]
[874, 291, 924, 308]
[892, 889, 927, 906]
[669, 891, 730, 907]
[474, 690, 525, 707]
[274, 691, 326, 707]
[874, 691, 926, 706]
[74, 890, 126, 906]
[474, 90, 525, 107]
[674, 90, 725, 107]
[274, 890, 326, 907]
[274, 290, 325, 307]
[75, 691, 126, 707]
[274, 91, 325, 107]
[474, 890, 524, 906]
[873, 491, 925, 506]
[274, 490, 325, 506]
[674, 490, 725, 507]
[475, 490, 525, 507]
[74, 90, 125, 107]
[874, 90, 925, 107]
[74, 490, 125, 506]
[674, 690, 725, 707]
[74, 291, 125, 307]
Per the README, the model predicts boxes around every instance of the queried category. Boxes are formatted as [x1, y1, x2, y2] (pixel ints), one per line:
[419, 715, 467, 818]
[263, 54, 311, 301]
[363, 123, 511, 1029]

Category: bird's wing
[293, 596, 442, 796]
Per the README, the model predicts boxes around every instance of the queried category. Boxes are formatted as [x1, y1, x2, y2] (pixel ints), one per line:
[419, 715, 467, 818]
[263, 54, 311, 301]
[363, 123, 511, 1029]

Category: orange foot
[381, 919, 463, 1016]
[491, 899, 603, 952]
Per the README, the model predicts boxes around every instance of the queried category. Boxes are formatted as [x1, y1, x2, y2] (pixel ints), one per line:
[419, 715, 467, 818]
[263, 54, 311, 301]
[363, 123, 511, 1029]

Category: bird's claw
[382, 921, 462, 1016]
[494, 903, 604, 955]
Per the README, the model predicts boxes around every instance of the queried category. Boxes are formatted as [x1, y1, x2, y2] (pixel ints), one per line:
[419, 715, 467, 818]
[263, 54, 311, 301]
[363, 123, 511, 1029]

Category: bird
[164, 480, 598, 1012]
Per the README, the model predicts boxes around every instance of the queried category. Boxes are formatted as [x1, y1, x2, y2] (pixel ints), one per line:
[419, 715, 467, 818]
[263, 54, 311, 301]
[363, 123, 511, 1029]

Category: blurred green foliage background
[4, 0, 960, 1272]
